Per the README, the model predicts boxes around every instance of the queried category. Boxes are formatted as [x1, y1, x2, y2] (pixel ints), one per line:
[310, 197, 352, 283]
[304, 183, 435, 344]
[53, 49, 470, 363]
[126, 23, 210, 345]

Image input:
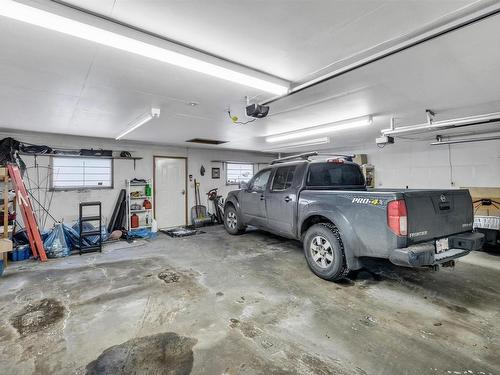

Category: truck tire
[303, 223, 350, 281]
[224, 205, 246, 235]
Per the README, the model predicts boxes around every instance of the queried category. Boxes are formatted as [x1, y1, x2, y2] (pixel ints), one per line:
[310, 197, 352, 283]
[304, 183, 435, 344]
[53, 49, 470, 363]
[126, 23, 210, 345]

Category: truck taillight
[387, 199, 407, 236]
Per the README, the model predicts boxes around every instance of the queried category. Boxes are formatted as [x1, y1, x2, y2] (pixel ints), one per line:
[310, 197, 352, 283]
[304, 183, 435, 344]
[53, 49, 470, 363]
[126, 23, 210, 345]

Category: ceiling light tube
[265, 116, 372, 143]
[116, 108, 160, 140]
[264, 137, 331, 151]
[0, 1, 289, 95]
[431, 134, 500, 145]
[382, 112, 500, 137]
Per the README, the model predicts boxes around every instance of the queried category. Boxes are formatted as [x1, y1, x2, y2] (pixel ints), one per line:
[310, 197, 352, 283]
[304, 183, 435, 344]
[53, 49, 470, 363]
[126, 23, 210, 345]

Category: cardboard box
[353, 154, 368, 165]
[464, 187, 500, 216]
[0, 238, 13, 254]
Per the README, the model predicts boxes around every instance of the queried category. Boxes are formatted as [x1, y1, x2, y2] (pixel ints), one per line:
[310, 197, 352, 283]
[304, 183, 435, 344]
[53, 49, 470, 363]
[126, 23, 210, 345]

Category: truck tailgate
[404, 189, 473, 244]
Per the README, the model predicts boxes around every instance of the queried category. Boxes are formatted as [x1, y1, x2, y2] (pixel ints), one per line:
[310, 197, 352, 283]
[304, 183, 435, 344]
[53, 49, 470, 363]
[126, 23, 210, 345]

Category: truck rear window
[307, 163, 365, 187]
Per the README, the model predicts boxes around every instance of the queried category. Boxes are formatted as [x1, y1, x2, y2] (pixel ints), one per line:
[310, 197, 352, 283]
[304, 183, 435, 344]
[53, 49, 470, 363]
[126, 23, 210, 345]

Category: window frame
[50, 156, 114, 191]
[247, 168, 272, 193]
[270, 165, 297, 192]
[305, 162, 365, 189]
[225, 162, 255, 186]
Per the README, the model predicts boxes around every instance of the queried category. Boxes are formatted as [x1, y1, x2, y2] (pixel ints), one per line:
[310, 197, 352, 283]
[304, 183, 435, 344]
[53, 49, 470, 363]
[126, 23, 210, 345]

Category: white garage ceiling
[1, 0, 499, 152]
[59, 0, 476, 83]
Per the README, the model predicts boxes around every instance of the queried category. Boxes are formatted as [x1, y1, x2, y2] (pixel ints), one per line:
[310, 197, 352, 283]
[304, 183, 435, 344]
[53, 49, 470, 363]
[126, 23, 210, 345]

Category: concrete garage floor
[0, 226, 499, 375]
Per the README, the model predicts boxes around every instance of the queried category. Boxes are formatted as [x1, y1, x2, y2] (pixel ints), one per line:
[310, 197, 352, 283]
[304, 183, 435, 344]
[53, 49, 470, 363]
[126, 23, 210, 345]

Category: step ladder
[7, 164, 47, 261]
[79, 201, 102, 255]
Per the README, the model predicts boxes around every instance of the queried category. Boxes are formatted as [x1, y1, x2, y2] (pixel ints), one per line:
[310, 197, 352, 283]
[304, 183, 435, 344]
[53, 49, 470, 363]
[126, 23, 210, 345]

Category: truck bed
[298, 188, 474, 256]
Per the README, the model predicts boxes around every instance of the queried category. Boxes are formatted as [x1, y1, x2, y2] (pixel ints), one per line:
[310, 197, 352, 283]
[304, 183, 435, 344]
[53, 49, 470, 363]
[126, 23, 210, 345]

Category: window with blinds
[226, 163, 254, 185]
[51, 157, 113, 190]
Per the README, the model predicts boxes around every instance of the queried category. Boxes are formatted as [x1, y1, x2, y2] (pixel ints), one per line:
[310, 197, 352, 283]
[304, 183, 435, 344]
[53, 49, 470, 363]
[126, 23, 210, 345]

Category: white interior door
[154, 157, 187, 228]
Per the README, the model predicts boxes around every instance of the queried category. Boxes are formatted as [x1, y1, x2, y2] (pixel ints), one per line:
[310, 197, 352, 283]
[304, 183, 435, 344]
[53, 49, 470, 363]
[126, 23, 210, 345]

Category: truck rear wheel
[303, 223, 350, 281]
[224, 206, 246, 235]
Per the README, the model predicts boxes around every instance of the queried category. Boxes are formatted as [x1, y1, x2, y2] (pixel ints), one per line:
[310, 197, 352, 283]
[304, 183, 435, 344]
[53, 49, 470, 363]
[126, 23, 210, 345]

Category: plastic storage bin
[9, 245, 31, 261]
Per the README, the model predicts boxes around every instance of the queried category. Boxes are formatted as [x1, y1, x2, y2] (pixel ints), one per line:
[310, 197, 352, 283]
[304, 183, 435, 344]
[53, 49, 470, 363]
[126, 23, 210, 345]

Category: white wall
[361, 139, 500, 189]
[2, 131, 273, 229]
[7, 130, 498, 231]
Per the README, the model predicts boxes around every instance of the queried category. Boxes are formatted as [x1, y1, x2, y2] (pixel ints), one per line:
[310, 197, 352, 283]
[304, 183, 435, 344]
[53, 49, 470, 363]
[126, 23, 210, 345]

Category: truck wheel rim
[310, 236, 333, 269]
[227, 211, 237, 229]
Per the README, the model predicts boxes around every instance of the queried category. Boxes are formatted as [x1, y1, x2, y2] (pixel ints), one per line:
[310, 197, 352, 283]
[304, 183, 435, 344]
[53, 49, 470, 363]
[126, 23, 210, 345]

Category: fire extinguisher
[131, 213, 139, 228]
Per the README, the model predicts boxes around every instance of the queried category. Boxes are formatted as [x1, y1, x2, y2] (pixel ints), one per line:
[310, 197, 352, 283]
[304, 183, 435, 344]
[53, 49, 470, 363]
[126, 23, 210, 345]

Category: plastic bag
[14, 229, 50, 245]
[13, 229, 29, 245]
[44, 224, 70, 258]
[72, 221, 109, 245]
[62, 223, 87, 249]
[126, 228, 157, 240]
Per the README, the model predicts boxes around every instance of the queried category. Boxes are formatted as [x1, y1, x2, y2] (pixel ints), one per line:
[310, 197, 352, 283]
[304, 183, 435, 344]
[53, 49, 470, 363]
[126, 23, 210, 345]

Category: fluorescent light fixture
[116, 108, 160, 140]
[382, 111, 500, 137]
[265, 116, 372, 143]
[431, 134, 500, 146]
[265, 137, 331, 151]
[0, 1, 289, 95]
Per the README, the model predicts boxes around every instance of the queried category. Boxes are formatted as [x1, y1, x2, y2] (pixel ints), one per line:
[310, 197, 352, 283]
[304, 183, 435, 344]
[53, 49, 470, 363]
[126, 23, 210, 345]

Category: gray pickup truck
[223, 152, 484, 281]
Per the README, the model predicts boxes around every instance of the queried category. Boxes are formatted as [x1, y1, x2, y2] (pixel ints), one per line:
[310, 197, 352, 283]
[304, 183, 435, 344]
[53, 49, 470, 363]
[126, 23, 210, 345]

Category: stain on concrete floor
[10, 298, 65, 336]
[228, 318, 262, 338]
[158, 270, 181, 284]
[86, 332, 196, 375]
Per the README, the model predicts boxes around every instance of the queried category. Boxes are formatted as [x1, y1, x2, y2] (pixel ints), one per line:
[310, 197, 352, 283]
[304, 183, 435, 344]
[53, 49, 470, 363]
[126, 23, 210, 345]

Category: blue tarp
[13, 229, 50, 245]
[42, 221, 109, 258]
[71, 221, 109, 245]
[126, 228, 157, 240]
[62, 223, 83, 248]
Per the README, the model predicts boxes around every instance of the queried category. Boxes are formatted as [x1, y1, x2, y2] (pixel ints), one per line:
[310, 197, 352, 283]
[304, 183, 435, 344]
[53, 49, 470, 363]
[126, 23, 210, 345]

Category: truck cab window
[271, 166, 296, 191]
[307, 163, 364, 187]
[249, 170, 271, 192]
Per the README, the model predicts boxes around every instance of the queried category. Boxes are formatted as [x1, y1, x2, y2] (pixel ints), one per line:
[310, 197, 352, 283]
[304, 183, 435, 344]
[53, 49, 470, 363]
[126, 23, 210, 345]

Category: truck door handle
[260, 194, 265, 200]
[284, 196, 291, 202]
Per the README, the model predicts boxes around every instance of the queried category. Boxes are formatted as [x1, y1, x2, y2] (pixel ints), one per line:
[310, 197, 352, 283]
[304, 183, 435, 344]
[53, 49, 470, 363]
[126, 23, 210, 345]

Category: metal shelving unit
[126, 179, 153, 231]
[79, 201, 102, 254]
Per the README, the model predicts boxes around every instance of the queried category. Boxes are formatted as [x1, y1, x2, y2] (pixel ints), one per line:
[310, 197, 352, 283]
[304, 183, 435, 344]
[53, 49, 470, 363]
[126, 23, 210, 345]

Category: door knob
[181, 190, 185, 195]
[284, 196, 291, 202]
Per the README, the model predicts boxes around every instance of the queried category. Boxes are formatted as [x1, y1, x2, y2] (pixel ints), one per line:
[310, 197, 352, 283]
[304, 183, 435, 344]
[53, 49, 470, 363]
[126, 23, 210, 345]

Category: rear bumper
[389, 232, 484, 268]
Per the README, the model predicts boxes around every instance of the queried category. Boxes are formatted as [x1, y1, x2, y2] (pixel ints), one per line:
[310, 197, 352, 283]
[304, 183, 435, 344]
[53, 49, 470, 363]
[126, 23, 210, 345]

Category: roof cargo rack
[317, 153, 355, 161]
[270, 152, 357, 165]
[270, 152, 318, 165]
